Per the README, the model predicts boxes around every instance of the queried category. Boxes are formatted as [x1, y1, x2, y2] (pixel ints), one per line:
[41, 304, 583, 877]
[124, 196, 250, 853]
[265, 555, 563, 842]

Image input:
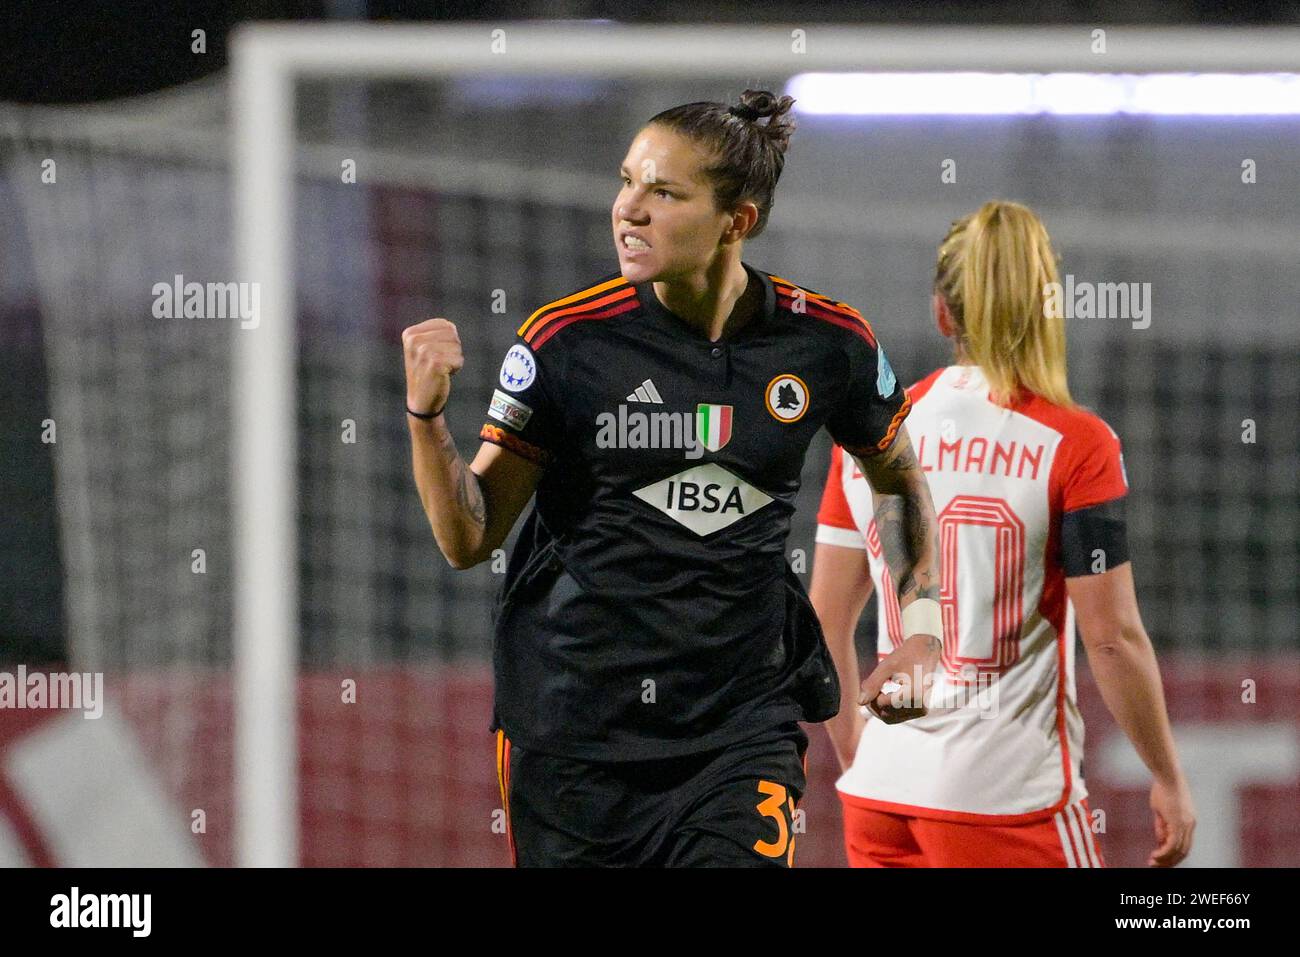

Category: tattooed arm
[851, 426, 942, 639]
[403, 317, 541, 570]
[408, 417, 542, 569]
[850, 426, 944, 722]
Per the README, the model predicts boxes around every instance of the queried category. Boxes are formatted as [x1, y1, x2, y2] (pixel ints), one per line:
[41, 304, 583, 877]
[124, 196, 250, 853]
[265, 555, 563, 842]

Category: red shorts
[840, 796, 1105, 868]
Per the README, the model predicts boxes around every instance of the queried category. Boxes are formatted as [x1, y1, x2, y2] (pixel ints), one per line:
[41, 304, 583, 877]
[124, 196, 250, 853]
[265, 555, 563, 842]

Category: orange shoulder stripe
[770, 275, 848, 306]
[517, 277, 630, 337]
[773, 281, 876, 341]
[522, 286, 637, 345]
[771, 277, 865, 321]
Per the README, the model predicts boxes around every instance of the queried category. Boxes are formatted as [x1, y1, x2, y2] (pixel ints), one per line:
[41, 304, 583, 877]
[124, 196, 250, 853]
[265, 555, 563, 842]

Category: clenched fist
[403, 318, 464, 416]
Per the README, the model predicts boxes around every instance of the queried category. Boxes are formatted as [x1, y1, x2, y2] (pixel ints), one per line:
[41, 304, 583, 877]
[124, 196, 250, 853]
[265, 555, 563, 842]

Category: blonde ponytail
[935, 201, 1072, 406]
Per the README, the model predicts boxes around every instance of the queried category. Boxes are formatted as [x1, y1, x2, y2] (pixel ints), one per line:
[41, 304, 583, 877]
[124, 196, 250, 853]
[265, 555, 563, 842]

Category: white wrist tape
[901, 598, 942, 642]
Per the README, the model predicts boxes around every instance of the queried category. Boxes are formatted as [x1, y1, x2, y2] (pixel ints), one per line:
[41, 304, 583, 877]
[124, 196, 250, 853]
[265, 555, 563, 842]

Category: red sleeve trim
[841, 392, 913, 458]
[480, 423, 551, 467]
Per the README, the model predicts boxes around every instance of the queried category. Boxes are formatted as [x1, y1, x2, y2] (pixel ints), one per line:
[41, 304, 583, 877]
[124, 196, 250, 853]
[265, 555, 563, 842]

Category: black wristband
[407, 402, 445, 420]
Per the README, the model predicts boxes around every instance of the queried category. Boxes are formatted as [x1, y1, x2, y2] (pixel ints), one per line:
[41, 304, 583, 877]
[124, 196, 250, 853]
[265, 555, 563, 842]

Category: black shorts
[494, 722, 809, 867]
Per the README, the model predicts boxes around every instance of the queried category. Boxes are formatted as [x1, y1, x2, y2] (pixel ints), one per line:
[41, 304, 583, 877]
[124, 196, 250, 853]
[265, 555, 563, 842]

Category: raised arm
[404, 317, 541, 569]
[850, 426, 943, 722]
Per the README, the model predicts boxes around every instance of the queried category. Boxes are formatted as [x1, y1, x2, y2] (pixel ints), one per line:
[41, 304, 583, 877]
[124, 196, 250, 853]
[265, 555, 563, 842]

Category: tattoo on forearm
[873, 495, 937, 604]
[858, 432, 941, 608]
[436, 424, 486, 529]
[869, 430, 923, 486]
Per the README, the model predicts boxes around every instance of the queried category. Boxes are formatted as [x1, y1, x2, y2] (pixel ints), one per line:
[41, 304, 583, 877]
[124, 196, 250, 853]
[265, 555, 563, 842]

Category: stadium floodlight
[230, 22, 1300, 867]
[788, 72, 1300, 115]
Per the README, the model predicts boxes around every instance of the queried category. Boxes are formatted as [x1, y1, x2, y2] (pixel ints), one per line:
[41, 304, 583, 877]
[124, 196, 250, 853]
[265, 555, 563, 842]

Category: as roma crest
[765, 374, 809, 423]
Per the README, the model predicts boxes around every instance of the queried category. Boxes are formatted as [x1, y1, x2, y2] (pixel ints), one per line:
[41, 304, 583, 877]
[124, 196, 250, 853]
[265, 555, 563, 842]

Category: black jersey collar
[633, 262, 776, 345]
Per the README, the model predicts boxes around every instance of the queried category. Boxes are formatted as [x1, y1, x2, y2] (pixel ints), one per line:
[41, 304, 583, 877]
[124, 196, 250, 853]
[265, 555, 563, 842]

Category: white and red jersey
[816, 365, 1129, 823]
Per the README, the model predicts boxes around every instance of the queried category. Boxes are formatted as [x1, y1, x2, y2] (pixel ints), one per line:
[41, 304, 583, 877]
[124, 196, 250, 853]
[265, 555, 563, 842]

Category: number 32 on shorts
[752, 780, 799, 866]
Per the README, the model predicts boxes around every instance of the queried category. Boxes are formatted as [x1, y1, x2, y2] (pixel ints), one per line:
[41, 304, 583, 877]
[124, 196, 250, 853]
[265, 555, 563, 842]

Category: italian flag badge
[696, 403, 734, 452]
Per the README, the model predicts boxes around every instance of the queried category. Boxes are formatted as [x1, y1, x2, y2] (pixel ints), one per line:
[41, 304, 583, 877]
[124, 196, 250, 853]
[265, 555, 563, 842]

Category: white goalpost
[228, 22, 1300, 867]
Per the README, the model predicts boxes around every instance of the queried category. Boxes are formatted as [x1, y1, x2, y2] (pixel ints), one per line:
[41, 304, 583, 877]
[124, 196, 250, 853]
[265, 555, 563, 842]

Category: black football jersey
[479, 263, 911, 760]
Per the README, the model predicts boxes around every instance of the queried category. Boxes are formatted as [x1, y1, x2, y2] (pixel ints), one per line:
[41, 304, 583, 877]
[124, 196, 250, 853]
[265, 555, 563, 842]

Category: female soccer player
[403, 90, 944, 867]
[811, 201, 1197, 867]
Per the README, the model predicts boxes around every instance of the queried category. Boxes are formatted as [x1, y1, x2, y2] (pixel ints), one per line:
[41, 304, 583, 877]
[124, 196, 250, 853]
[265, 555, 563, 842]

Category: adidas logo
[625, 378, 663, 403]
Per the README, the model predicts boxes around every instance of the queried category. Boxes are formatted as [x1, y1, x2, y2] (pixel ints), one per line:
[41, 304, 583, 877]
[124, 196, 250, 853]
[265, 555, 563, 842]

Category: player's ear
[933, 291, 957, 338]
[722, 201, 760, 245]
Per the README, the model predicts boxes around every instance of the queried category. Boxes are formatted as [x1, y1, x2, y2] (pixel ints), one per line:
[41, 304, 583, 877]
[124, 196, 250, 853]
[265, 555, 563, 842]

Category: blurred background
[0, 1, 1296, 868]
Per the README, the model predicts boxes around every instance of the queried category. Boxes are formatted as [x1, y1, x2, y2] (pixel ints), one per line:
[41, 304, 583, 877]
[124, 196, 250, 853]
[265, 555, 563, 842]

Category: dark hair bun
[645, 92, 797, 239]
[730, 89, 796, 153]
[735, 89, 791, 120]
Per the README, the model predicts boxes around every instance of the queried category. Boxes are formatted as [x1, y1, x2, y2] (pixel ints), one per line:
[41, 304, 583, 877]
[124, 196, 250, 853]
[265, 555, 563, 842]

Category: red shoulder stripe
[775, 291, 878, 348]
[770, 277, 866, 320]
[517, 277, 630, 338]
[531, 296, 640, 349]
[522, 286, 637, 347]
